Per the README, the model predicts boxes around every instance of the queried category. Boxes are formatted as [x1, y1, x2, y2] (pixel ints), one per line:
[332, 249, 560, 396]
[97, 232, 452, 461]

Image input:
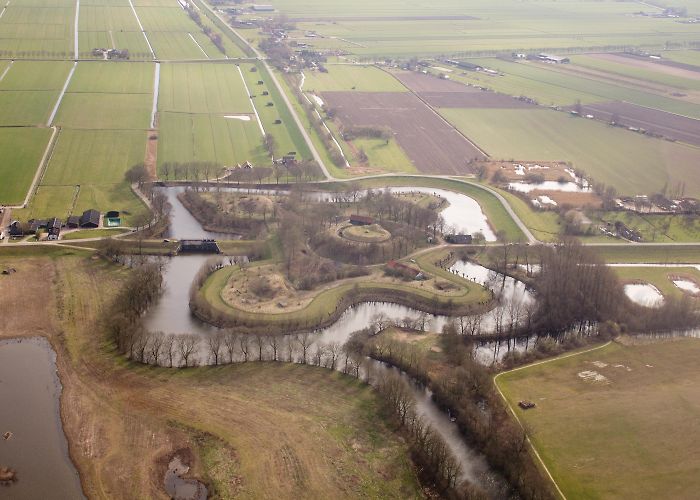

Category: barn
[79, 209, 100, 228]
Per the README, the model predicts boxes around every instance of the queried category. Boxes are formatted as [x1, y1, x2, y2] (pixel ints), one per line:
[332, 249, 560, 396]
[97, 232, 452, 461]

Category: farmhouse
[8, 221, 23, 238]
[538, 53, 570, 64]
[47, 218, 61, 240]
[445, 234, 472, 244]
[386, 260, 423, 280]
[350, 214, 375, 226]
[29, 219, 47, 233]
[79, 209, 100, 228]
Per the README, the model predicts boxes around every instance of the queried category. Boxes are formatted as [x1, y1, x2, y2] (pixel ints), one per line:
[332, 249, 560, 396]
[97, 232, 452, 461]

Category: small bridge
[177, 239, 221, 254]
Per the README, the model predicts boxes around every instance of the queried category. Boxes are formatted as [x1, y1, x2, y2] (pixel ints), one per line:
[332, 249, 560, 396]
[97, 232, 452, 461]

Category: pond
[164, 455, 207, 500]
[0, 338, 84, 499]
[624, 283, 664, 308]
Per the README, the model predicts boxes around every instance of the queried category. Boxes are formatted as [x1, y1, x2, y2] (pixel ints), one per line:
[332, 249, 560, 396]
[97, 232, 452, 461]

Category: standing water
[0, 338, 85, 499]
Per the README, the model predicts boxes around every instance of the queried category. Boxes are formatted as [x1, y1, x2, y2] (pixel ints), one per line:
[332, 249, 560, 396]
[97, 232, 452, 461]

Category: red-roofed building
[349, 214, 374, 226]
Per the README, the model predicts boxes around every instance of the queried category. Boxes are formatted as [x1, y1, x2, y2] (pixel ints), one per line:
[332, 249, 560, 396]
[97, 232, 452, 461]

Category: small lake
[624, 283, 664, 308]
[0, 338, 84, 499]
[164, 455, 207, 500]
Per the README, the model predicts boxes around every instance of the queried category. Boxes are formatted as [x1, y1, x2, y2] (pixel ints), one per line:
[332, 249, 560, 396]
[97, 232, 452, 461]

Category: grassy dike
[0, 252, 423, 499]
[194, 248, 492, 333]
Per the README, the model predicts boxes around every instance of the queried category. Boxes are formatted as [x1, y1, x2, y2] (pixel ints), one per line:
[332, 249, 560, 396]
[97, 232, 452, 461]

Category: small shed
[29, 219, 47, 233]
[350, 214, 374, 226]
[79, 209, 100, 228]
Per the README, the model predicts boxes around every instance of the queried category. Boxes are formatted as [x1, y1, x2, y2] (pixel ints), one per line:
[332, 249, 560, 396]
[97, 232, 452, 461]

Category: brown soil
[323, 91, 486, 174]
[144, 130, 158, 180]
[394, 71, 534, 108]
[528, 190, 603, 209]
[572, 101, 700, 147]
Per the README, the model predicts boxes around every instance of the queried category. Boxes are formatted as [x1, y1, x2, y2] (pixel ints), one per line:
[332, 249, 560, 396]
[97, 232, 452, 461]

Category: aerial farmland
[1, 0, 700, 499]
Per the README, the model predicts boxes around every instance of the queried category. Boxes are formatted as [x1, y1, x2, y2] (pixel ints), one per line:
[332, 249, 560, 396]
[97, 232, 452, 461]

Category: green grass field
[351, 137, 416, 173]
[570, 54, 700, 92]
[590, 245, 700, 264]
[302, 65, 408, 92]
[454, 58, 700, 118]
[265, 0, 700, 57]
[440, 107, 700, 197]
[157, 112, 267, 168]
[591, 211, 700, 243]
[69, 61, 155, 94]
[0, 128, 52, 205]
[158, 62, 252, 114]
[61, 227, 131, 240]
[497, 339, 700, 499]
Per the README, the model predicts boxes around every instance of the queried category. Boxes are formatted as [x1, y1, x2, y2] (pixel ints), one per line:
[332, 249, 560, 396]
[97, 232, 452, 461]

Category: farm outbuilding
[47, 218, 62, 240]
[67, 216, 80, 228]
[538, 53, 570, 64]
[79, 209, 100, 228]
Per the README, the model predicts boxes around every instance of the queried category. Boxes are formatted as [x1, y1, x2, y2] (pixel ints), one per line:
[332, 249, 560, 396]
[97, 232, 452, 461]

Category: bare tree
[207, 332, 224, 365]
[178, 335, 198, 367]
[297, 332, 312, 364]
[253, 333, 265, 361]
[224, 331, 237, 363]
[238, 334, 250, 362]
[268, 335, 280, 361]
[163, 335, 176, 367]
[149, 332, 164, 365]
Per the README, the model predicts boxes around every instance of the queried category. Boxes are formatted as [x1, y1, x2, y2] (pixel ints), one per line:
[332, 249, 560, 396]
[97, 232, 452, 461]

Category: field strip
[47, 61, 77, 126]
[620, 100, 700, 122]
[127, 0, 155, 59]
[493, 341, 613, 500]
[9, 126, 60, 209]
[299, 71, 349, 167]
[377, 66, 489, 158]
[108, 30, 116, 50]
[188, 33, 209, 59]
[236, 65, 265, 136]
[150, 62, 160, 129]
[73, 0, 79, 59]
[0, 60, 13, 81]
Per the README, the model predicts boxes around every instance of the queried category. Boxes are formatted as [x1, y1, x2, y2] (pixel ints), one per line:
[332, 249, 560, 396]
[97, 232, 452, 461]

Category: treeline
[363, 333, 552, 499]
[106, 262, 164, 358]
[178, 189, 269, 239]
[376, 373, 469, 496]
[341, 125, 392, 141]
[288, 76, 346, 167]
[184, 3, 226, 54]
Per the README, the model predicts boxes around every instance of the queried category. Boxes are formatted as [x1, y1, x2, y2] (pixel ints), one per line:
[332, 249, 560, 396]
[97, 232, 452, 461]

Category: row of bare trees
[376, 373, 465, 494]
